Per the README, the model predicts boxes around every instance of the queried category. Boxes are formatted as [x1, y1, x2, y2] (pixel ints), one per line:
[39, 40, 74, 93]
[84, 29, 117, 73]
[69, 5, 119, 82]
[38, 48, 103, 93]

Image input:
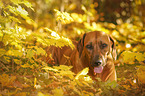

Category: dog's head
[77, 31, 116, 74]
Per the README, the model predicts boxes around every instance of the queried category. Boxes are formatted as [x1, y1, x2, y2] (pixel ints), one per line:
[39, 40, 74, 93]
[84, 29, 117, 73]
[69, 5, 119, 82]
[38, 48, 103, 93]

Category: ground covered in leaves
[0, 64, 145, 96]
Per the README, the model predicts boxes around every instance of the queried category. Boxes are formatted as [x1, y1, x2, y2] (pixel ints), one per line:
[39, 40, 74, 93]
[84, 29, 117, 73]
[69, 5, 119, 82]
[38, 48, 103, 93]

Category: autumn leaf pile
[0, 0, 145, 96]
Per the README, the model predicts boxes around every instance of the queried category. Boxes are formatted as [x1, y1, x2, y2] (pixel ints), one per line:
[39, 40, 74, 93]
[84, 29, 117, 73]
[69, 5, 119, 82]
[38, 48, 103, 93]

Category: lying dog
[52, 31, 117, 81]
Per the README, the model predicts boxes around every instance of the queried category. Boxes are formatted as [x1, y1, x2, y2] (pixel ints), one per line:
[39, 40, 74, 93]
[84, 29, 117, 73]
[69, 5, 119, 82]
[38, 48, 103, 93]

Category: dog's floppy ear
[77, 33, 86, 58]
[109, 36, 117, 60]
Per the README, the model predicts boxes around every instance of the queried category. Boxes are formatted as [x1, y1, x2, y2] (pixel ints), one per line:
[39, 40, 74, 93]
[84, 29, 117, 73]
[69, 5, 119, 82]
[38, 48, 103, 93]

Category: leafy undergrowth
[0, 64, 145, 96]
[116, 64, 145, 96]
[0, 0, 145, 96]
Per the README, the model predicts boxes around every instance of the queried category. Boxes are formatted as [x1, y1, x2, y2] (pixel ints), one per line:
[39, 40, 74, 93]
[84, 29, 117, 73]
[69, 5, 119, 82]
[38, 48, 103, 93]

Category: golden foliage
[0, 0, 145, 95]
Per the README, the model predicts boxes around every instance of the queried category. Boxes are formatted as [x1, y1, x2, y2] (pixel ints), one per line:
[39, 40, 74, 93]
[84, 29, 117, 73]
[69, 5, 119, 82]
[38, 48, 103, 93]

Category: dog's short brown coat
[52, 31, 117, 81]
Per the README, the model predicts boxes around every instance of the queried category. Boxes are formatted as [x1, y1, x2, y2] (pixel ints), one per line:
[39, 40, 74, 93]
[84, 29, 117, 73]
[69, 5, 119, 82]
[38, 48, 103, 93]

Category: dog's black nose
[94, 60, 102, 66]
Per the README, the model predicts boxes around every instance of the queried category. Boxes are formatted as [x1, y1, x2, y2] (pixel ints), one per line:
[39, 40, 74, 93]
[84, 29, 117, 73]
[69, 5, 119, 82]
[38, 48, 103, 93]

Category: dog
[52, 31, 117, 81]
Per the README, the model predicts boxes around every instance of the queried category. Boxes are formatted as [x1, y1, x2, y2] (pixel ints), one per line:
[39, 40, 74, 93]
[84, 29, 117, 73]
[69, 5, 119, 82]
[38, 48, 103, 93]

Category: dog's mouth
[91, 58, 106, 74]
[94, 66, 103, 73]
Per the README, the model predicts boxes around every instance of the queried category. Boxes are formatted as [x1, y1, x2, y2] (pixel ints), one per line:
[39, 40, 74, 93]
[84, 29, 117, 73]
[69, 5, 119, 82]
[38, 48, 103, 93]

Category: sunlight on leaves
[51, 32, 60, 39]
[42, 66, 58, 72]
[75, 67, 89, 80]
[34, 77, 37, 88]
[34, 46, 46, 56]
[71, 13, 83, 23]
[54, 9, 74, 24]
[16, 5, 28, 18]
[6, 49, 23, 57]
[10, 0, 34, 11]
[44, 28, 75, 49]
[84, 22, 110, 34]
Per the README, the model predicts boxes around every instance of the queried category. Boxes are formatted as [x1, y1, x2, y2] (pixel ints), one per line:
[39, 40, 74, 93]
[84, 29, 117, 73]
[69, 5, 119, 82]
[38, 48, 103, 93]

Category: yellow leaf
[34, 46, 46, 56]
[53, 65, 73, 71]
[37, 92, 51, 96]
[11, 42, 22, 49]
[44, 28, 75, 49]
[14, 59, 22, 65]
[21, 63, 34, 69]
[23, 0, 34, 11]
[26, 49, 34, 59]
[37, 92, 45, 96]
[59, 70, 74, 79]
[42, 66, 58, 72]
[34, 77, 37, 88]
[75, 67, 89, 79]
[141, 39, 145, 44]
[68, 3, 76, 10]
[54, 9, 74, 24]
[135, 53, 145, 62]
[137, 65, 145, 84]
[121, 51, 136, 64]
[3, 56, 11, 63]
[16, 5, 28, 18]
[52, 88, 64, 96]
[84, 76, 93, 82]
[6, 50, 23, 57]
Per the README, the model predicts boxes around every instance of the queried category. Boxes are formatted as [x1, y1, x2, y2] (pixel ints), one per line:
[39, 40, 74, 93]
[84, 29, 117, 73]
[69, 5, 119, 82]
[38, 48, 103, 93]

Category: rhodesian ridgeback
[52, 31, 117, 81]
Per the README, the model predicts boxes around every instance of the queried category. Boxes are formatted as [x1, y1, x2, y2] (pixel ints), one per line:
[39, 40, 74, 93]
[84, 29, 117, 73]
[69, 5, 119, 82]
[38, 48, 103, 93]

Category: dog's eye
[101, 43, 108, 48]
[86, 44, 93, 49]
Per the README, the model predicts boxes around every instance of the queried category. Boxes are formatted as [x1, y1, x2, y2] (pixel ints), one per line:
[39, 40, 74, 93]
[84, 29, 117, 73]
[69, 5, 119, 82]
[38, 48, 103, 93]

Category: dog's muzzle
[92, 59, 104, 73]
